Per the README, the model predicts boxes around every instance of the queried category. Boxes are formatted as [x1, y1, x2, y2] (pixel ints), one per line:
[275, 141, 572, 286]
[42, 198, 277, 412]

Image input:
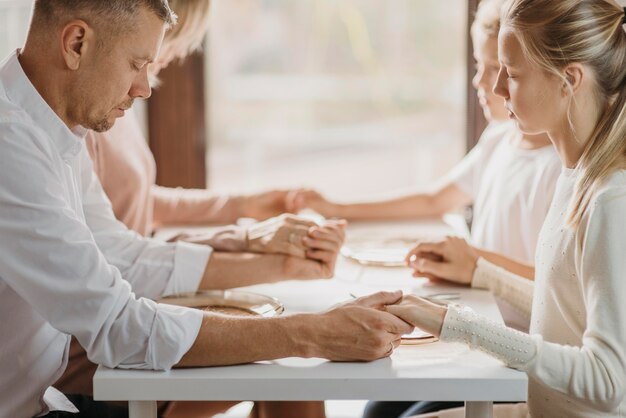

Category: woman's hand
[405, 236, 479, 285]
[283, 219, 347, 279]
[384, 294, 448, 337]
[247, 214, 346, 259]
[246, 214, 317, 257]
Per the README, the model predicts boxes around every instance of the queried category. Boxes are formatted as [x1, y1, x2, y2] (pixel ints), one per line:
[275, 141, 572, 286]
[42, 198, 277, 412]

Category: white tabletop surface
[94, 218, 527, 404]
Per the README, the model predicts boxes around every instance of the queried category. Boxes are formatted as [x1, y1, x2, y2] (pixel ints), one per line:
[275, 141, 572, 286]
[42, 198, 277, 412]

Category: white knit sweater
[441, 168, 626, 417]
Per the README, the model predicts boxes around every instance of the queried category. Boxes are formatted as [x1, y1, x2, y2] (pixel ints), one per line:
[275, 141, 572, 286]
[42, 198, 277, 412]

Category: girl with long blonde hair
[390, 1, 626, 417]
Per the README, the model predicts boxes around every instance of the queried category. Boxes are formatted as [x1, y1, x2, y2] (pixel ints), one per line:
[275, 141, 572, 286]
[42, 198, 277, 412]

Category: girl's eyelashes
[500, 65, 516, 80]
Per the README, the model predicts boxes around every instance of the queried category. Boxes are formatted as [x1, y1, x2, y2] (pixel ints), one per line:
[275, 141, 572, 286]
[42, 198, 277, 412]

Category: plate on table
[159, 290, 284, 317]
[401, 328, 438, 345]
[341, 237, 418, 267]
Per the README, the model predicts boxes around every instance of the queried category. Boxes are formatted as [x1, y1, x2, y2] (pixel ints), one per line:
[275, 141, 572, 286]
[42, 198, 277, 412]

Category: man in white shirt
[0, 1, 413, 417]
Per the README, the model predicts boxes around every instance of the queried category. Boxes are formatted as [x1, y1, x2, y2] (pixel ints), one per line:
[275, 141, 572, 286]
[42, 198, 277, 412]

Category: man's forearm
[177, 312, 313, 367]
[177, 290, 414, 367]
[198, 252, 288, 290]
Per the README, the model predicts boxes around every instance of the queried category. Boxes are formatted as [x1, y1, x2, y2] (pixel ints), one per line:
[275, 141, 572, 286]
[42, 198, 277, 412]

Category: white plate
[341, 237, 417, 267]
[159, 290, 284, 317]
[401, 328, 438, 345]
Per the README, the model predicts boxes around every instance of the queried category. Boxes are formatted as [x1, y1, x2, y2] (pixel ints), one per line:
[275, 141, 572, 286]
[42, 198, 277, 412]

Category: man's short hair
[32, 0, 177, 35]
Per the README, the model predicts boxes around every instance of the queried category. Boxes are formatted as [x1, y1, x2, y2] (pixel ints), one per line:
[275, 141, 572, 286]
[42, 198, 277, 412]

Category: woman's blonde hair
[164, 0, 211, 59]
[471, 0, 507, 39]
[502, 0, 626, 227]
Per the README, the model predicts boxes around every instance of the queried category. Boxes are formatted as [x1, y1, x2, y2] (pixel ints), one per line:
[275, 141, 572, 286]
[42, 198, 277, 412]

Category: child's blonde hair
[471, 0, 507, 39]
[502, 0, 626, 227]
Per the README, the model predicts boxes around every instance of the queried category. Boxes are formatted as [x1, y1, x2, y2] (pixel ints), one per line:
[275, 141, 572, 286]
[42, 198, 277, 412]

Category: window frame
[147, 2, 483, 187]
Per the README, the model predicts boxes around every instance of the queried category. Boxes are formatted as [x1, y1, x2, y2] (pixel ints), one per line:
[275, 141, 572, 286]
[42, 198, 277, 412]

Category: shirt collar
[1, 50, 86, 158]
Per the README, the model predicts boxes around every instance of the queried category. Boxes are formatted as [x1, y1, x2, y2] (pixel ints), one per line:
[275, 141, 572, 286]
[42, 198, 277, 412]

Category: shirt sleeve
[443, 122, 511, 200]
[79, 148, 212, 299]
[151, 185, 242, 228]
[441, 190, 626, 411]
[0, 123, 202, 370]
[471, 257, 533, 319]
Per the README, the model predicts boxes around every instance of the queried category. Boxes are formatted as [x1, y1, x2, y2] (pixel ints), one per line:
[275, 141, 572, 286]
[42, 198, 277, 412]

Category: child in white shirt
[287, 0, 560, 317]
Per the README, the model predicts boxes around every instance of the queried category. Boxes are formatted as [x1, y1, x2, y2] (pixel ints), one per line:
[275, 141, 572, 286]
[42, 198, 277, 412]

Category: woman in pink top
[85, 105, 295, 236]
[55, 1, 333, 417]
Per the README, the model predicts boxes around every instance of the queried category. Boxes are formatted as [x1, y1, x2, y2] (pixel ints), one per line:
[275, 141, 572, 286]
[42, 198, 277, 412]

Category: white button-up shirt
[0, 51, 212, 418]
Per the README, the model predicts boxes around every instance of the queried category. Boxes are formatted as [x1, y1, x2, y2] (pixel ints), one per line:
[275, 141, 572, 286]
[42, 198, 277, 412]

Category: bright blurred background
[207, 0, 466, 200]
[0, 0, 466, 202]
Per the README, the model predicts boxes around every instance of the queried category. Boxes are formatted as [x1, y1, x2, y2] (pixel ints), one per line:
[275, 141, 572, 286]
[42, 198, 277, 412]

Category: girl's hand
[385, 294, 448, 336]
[405, 236, 479, 285]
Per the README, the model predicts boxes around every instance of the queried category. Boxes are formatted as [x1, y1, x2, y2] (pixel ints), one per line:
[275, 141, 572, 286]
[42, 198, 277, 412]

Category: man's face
[68, 7, 166, 132]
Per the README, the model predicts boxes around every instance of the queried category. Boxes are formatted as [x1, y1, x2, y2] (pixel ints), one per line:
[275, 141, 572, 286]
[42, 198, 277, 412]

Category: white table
[94, 219, 527, 418]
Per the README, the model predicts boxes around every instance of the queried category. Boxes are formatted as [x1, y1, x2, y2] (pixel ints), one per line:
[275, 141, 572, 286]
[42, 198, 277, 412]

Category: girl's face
[494, 28, 564, 135]
[472, 30, 509, 122]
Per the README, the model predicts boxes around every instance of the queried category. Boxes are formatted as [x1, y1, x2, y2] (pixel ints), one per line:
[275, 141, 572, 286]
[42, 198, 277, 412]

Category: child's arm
[288, 182, 471, 221]
[475, 249, 534, 279]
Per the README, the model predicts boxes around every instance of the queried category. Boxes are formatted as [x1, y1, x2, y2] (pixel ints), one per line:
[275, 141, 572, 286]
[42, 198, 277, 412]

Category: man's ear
[60, 20, 91, 71]
[561, 63, 584, 97]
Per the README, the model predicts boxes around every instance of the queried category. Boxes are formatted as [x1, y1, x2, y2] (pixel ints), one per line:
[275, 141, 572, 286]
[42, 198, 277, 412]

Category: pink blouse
[85, 110, 239, 236]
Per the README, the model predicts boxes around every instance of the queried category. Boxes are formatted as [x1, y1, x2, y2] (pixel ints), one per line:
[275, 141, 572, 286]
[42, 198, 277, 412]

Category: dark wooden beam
[466, 0, 488, 151]
[147, 51, 207, 189]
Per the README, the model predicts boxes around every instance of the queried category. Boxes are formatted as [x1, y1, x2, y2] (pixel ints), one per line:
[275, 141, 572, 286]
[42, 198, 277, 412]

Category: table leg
[465, 401, 493, 418]
[129, 401, 157, 418]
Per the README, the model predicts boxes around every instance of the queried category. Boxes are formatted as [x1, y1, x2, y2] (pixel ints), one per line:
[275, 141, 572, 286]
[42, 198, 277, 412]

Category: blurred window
[0, 0, 468, 202]
[207, 0, 467, 201]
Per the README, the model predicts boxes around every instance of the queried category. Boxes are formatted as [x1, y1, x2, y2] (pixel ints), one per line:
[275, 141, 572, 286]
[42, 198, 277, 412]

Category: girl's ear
[561, 63, 584, 97]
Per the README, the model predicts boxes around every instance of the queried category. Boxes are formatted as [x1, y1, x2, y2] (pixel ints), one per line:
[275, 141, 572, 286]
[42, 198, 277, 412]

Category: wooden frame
[147, 51, 207, 189]
[466, 0, 488, 150]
